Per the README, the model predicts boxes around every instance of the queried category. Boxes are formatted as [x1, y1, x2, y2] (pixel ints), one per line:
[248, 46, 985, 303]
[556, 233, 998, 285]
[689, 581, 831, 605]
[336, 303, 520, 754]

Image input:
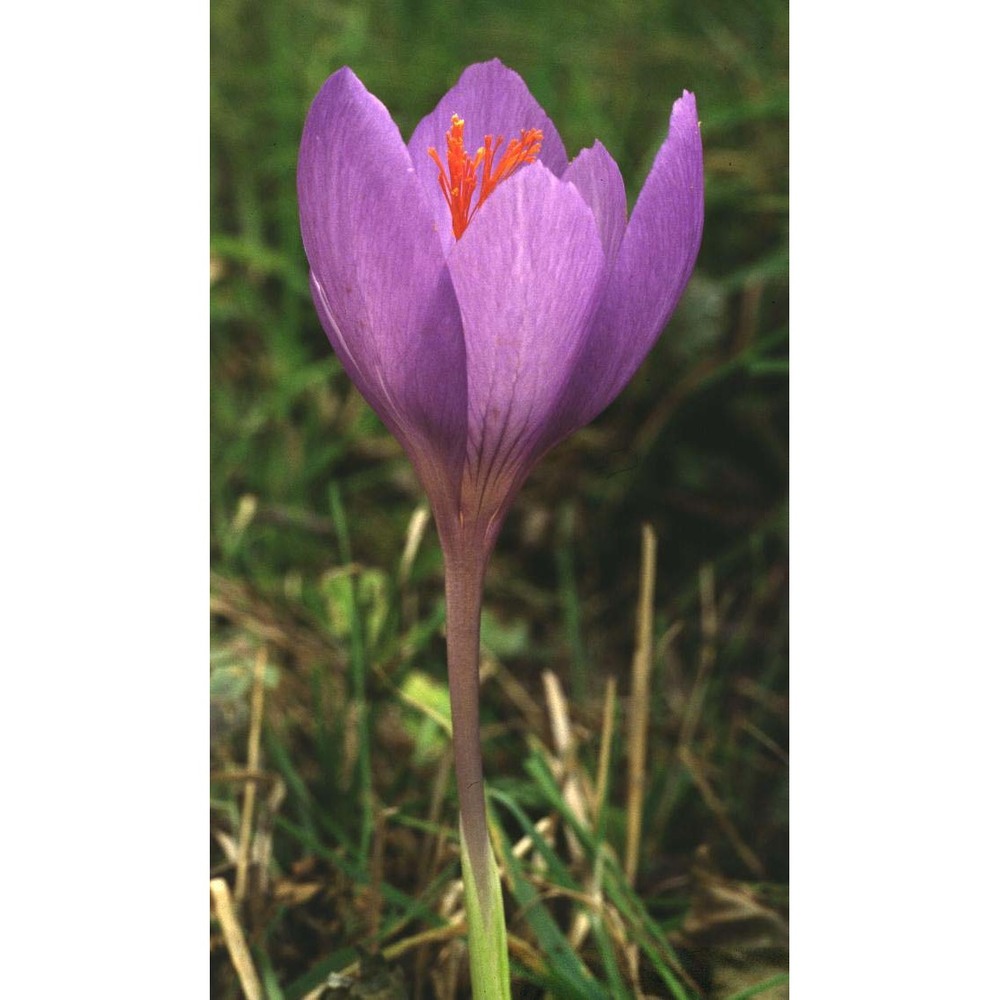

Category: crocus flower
[298, 59, 702, 997]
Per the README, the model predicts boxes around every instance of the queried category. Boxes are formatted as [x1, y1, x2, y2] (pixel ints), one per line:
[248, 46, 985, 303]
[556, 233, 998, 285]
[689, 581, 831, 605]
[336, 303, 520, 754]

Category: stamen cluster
[428, 114, 543, 239]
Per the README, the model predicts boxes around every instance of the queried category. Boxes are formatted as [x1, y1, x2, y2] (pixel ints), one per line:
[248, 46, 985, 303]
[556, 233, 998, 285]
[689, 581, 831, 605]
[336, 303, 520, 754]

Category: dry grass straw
[625, 524, 657, 888]
[398, 503, 431, 633]
[542, 669, 588, 862]
[594, 676, 617, 830]
[567, 677, 618, 955]
[210, 877, 264, 1000]
[235, 647, 268, 902]
[679, 745, 764, 877]
[302, 924, 544, 1000]
[398, 503, 431, 586]
[678, 565, 766, 877]
[678, 564, 717, 750]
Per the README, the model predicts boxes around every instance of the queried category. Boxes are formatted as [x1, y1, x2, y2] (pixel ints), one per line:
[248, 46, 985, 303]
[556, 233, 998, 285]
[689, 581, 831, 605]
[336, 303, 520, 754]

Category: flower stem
[442, 531, 511, 997]
[442, 539, 491, 904]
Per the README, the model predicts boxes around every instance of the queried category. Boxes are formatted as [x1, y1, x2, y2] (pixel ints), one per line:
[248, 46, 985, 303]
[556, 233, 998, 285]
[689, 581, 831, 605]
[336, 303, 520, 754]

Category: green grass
[211, 0, 787, 996]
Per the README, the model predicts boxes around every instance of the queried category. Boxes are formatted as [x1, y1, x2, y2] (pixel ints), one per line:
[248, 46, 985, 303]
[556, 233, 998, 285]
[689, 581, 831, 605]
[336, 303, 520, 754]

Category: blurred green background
[211, 0, 787, 997]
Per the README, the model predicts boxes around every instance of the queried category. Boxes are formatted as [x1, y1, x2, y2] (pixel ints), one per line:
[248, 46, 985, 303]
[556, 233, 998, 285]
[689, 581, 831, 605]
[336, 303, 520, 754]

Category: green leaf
[479, 608, 529, 657]
[460, 824, 511, 1000]
[492, 809, 605, 999]
[720, 973, 790, 1000]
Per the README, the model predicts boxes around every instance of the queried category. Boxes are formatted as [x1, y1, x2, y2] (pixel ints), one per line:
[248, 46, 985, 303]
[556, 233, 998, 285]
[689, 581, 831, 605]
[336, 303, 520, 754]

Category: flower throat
[428, 114, 543, 239]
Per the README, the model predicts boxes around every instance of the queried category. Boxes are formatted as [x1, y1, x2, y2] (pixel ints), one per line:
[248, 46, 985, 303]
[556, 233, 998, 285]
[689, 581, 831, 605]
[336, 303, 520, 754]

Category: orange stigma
[428, 114, 543, 239]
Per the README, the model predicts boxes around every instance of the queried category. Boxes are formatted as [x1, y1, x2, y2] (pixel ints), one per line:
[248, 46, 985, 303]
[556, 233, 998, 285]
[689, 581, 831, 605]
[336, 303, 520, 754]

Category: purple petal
[562, 140, 628, 261]
[408, 60, 570, 251]
[298, 67, 469, 510]
[549, 90, 704, 438]
[445, 163, 605, 524]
